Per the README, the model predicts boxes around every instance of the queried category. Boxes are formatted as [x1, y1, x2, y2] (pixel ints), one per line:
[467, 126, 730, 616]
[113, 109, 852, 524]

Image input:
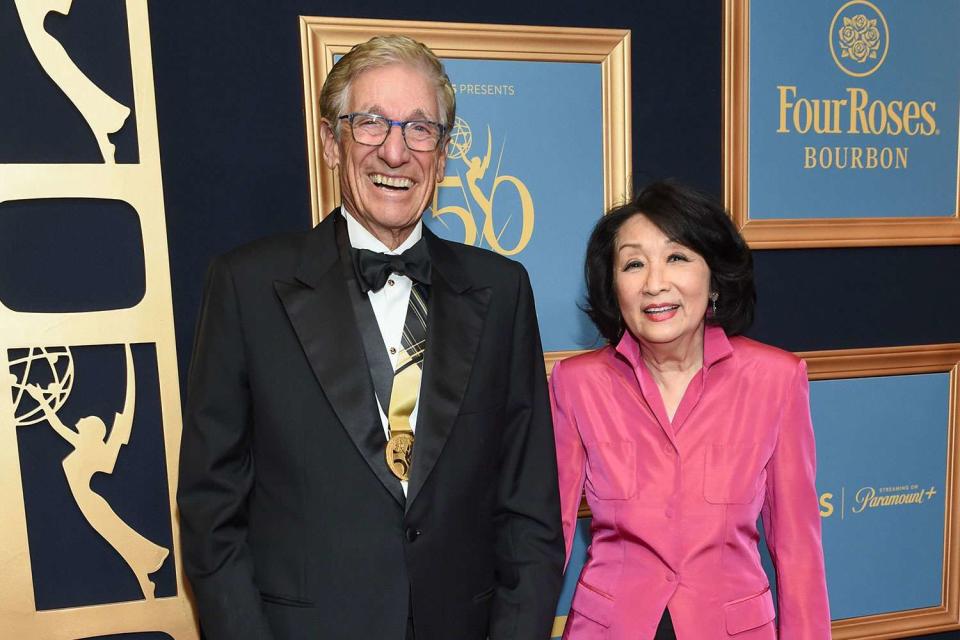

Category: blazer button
[665, 572, 676, 582]
[662, 444, 673, 454]
[405, 527, 421, 542]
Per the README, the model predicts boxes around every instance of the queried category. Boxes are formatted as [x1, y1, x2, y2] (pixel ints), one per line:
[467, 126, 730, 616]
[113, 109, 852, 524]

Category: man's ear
[319, 119, 341, 170]
[436, 137, 448, 182]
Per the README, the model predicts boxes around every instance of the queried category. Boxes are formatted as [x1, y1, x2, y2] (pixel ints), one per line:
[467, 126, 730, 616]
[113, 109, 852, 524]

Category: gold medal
[385, 432, 415, 481]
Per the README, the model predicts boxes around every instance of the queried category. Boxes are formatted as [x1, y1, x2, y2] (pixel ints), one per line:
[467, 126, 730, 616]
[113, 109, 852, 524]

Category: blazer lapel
[274, 212, 405, 506]
[406, 229, 491, 511]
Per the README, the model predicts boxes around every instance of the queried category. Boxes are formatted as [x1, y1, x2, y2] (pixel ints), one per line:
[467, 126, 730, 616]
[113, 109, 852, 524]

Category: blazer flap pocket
[724, 587, 775, 635]
[260, 591, 315, 608]
[704, 442, 766, 504]
[472, 585, 496, 602]
[584, 440, 636, 500]
[569, 580, 614, 628]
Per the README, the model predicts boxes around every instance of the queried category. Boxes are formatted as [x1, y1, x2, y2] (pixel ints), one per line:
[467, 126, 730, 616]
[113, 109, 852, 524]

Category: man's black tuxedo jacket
[178, 211, 564, 640]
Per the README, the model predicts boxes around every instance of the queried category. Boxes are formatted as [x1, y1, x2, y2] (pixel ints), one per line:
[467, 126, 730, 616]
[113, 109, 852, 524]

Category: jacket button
[405, 527, 421, 542]
[663, 444, 673, 454]
[665, 572, 676, 582]
[664, 508, 674, 519]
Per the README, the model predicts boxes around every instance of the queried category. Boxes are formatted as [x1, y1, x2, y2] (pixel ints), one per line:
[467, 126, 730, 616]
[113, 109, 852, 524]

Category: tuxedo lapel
[274, 213, 405, 506]
[406, 229, 491, 511]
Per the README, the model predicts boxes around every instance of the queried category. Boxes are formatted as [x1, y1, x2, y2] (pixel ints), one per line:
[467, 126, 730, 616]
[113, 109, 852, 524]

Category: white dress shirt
[342, 209, 422, 492]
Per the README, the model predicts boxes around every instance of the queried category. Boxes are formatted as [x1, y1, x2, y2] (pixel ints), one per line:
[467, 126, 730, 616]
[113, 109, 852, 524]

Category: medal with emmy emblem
[385, 431, 415, 481]
[385, 282, 429, 483]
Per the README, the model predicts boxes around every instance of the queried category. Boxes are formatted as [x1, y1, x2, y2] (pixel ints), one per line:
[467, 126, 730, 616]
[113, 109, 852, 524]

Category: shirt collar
[341, 206, 422, 255]
[614, 323, 734, 372]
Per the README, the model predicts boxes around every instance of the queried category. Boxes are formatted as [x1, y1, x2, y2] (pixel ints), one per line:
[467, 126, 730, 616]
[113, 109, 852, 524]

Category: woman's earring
[709, 292, 719, 317]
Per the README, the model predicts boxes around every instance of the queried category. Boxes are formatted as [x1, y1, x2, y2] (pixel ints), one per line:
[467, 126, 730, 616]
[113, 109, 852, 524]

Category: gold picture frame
[799, 343, 960, 639]
[723, 0, 960, 248]
[298, 16, 631, 228]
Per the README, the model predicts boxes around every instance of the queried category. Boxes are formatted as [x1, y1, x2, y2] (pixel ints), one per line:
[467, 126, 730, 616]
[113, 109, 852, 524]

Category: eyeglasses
[337, 112, 446, 152]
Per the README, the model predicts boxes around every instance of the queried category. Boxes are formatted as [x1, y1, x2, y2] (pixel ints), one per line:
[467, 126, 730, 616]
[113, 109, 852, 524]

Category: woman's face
[613, 213, 712, 349]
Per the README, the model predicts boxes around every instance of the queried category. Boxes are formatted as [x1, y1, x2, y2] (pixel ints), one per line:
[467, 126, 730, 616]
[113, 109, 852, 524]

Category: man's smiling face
[321, 63, 447, 249]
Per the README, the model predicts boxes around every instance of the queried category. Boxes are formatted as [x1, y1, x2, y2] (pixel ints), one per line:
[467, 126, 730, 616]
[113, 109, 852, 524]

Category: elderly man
[178, 35, 564, 640]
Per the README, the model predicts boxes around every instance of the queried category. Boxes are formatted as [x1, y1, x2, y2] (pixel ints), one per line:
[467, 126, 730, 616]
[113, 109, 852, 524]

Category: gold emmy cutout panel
[14, 0, 131, 164]
[16, 345, 169, 601]
[0, 1, 198, 638]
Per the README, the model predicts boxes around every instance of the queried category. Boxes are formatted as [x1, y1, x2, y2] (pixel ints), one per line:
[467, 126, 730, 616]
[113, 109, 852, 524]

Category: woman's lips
[643, 304, 679, 322]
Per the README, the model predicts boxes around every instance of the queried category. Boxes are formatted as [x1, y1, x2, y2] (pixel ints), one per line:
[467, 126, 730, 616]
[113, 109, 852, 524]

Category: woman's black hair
[582, 180, 755, 344]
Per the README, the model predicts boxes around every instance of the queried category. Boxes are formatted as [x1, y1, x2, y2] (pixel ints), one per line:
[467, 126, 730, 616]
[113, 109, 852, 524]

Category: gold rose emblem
[839, 15, 880, 63]
[830, 1, 889, 77]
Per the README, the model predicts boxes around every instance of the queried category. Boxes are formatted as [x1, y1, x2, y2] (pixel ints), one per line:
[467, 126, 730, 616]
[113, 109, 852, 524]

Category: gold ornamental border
[562, 343, 960, 638]
[723, 0, 960, 248]
[0, 1, 197, 638]
[298, 16, 632, 226]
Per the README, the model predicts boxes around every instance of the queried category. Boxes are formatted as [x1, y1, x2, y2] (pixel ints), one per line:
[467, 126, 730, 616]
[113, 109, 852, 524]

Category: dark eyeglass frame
[337, 112, 447, 152]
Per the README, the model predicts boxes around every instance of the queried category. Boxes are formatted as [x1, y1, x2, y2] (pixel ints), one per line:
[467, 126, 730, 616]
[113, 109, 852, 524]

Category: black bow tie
[352, 240, 431, 292]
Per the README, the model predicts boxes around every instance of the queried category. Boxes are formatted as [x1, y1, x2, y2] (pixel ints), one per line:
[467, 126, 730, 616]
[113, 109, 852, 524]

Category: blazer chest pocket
[704, 442, 767, 504]
[584, 440, 635, 500]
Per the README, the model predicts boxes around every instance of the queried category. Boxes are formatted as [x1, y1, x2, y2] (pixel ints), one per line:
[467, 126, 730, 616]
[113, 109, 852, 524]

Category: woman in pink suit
[552, 181, 830, 639]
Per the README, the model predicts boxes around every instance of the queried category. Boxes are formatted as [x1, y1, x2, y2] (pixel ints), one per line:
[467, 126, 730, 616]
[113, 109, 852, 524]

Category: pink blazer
[551, 326, 830, 639]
